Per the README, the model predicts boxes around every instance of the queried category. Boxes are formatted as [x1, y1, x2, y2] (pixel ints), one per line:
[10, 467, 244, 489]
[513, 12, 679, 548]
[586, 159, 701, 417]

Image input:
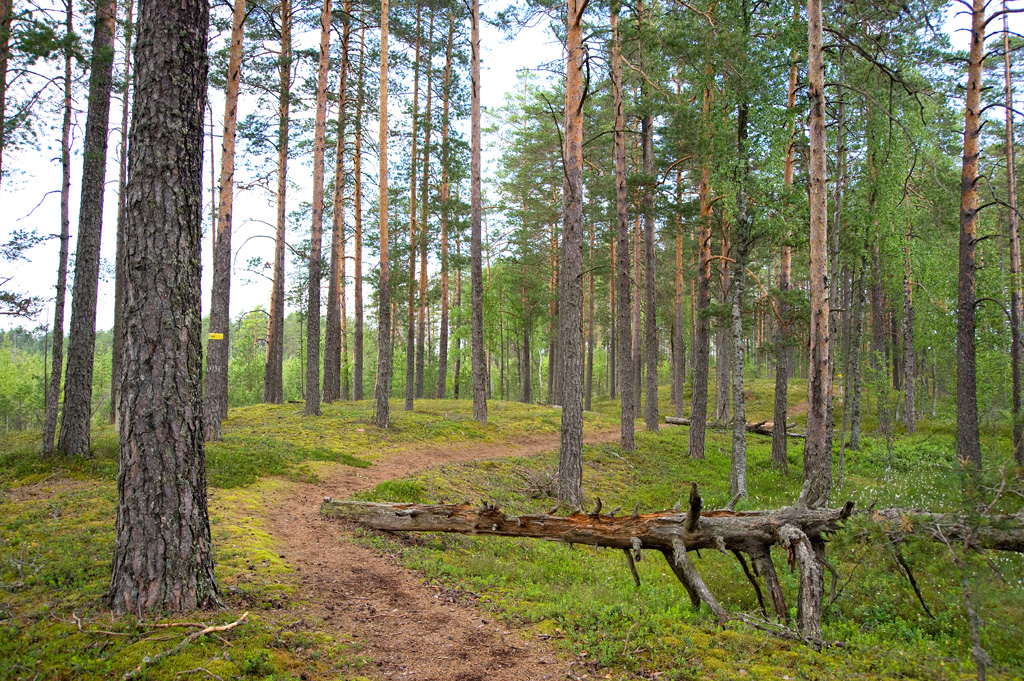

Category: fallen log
[321, 490, 1024, 646]
[664, 416, 806, 439]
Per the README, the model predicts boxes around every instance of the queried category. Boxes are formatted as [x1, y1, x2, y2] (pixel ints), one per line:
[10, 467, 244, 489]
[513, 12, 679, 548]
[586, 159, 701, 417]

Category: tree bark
[436, 11, 454, 399]
[110, 0, 135, 429]
[470, 0, 487, 425]
[803, 0, 832, 507]
[0, 0, 11, 191]
[405, 3, 421, 413]
[109, 0, 218, 614]
[716, 226, 731, 423]
[955, 0, 984, 468]
[771, 42, 798, 472]
[57, 0, 118, 457]
[324, 0, 352, 403]
[353, 23, 366, 401]
[611, 0, 633, 451]
[374, 0, 392, 428]
[903, 204, 916, 434]
[304, 0, 331, 417]
[674, 169, 686, 418]
[204, 0, 246, 440]
[264, 0, 291, 404]
[1005, 6, 1023, 465]
[43, 0, 76, 456]
[869, 242, 891, 439]
[610, 236, 616, 400]
[417, 11, 433, 400]
[556, 0, 585, 506]
[689, 81, 713, 461]
[730, 95, 750, 499]
[637, 1, 658, 433]
[586, 227, 595, 411]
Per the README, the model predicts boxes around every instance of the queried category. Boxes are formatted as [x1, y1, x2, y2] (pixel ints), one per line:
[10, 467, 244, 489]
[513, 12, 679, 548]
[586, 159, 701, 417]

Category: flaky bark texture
[674, 170, 686, 418]
[435, 11, 454, 399]
[556, 0, 586, 507]
[374, 0, 392, 428]
[324, 0, 352, 404]
[43, 2, 75, 455]
[637, 1, 658, 433]
[730, 98, 750, 499]
[611, 0, 634, 451]
[802, 0, 832, 507]
[689, 133, 713, 458]
[109, 0, 218, 615]
[470, 0, 487, 425]
[58, 0, 118, 457]
[0, 0, 11, 190]
[956, 0, 984, 467]
[204, 0, 246, 440]
[264, 0, 291, 404]
[305, 0, 332, 417]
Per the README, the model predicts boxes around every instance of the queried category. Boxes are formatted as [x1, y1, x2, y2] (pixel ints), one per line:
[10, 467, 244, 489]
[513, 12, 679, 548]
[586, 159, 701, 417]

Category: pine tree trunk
[304, 0, 331, 417]
[109, 0, 218, 614]
[771, 43, 798, 472]
[556, 0, 585, 506]
[470, 0, 487, 425]
[715, 226, 731, 423]
[110, 0, 134, 429]
[405, 3, 421, 412]
[204, 0, 246, 439]
[633, 217, 642, 414]
[637, 2, 657, 433]
[730, 92, 750, 499]
[58, 0, 118, 458]
[674, 169, 686, 418]
[324, 0, 352, 404]
[454, 234, 463, 398]
[353, 24, 366, 401]
[847, 267, 865, 452]
[374, 0, 392, 428]
[435, 12, 453, 399]
[869, 244, 891, 438]
[586, 227, 595, 412]
[690, 117, 713, 461]
[264, 0, 291, 404]
[1004, 6, 1023, 464]
[522, 285, 532, 403]
[43, 1, 76, 456]
[609, 236, 617, 400]
[416, 12, 432, 399]
[802, 0, 832, 507]
[611, 1, 633, 450]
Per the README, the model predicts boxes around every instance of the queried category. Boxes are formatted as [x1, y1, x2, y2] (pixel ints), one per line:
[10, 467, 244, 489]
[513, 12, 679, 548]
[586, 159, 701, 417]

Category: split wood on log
[665, 416, 806, 438]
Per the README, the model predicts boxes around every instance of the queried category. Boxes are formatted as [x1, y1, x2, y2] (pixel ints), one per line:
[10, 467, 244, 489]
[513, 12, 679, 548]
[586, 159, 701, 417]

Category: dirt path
[266, 428, 620, 681]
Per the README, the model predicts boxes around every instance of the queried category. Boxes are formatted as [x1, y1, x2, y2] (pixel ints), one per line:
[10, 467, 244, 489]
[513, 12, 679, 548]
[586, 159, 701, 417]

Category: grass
[1, 386, 1021, 680]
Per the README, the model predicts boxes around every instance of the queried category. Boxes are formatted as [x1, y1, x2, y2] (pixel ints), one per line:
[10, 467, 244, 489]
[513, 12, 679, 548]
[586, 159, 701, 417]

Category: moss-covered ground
[1, 384, 1022, 680]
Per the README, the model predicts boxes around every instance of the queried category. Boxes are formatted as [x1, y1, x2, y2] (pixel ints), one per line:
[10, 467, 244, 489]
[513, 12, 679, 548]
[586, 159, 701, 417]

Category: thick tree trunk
[416, 12, 433, 400]
[57, 0, 118, 457]
[436, 12, 453, 399]
[803, 0, 832, 507]
[110, 0, 135, 429]
[556, 0, 585, 506]
[43, 2, 76, 456]
[374, 0, 392, 428]
[264, 0, 291, 404]
[353, 25, 366, 401]
[632, 217, 643, 414]
[324, 0, 352, 403]
[674, 170, 686, 418]
[204, 0, 246, 440]
[716, 227, 731, 423]
[956, 0, 984, 467]
[304, 0, 331, 417]
[611, 0, 633, 450]
[1005, 7, 1023, 465]
[470, 0, 487, 425]
[109, 0, 218, 614]
[771, 46, 798, 472]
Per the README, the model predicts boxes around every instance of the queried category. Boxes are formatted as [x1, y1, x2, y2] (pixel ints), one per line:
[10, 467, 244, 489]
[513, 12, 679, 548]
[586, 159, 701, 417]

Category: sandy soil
[265, 428, 620, 681]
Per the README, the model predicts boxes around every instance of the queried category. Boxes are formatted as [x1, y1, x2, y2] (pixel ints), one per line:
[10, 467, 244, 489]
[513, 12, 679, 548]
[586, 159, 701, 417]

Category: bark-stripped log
[666, 416, 805, 439]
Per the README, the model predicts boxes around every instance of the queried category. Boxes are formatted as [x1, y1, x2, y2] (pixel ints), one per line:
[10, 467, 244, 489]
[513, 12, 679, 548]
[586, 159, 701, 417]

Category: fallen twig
[121, 612, 249, 681]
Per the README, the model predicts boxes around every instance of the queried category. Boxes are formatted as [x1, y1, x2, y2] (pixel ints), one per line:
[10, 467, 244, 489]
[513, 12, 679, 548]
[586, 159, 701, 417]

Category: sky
[0, 0, 1018, 335]
[0, 0, 565, 334]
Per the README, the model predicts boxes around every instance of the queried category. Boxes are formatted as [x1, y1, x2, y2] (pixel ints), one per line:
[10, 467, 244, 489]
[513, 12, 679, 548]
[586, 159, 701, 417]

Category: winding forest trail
[265, 426, 620, 681]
